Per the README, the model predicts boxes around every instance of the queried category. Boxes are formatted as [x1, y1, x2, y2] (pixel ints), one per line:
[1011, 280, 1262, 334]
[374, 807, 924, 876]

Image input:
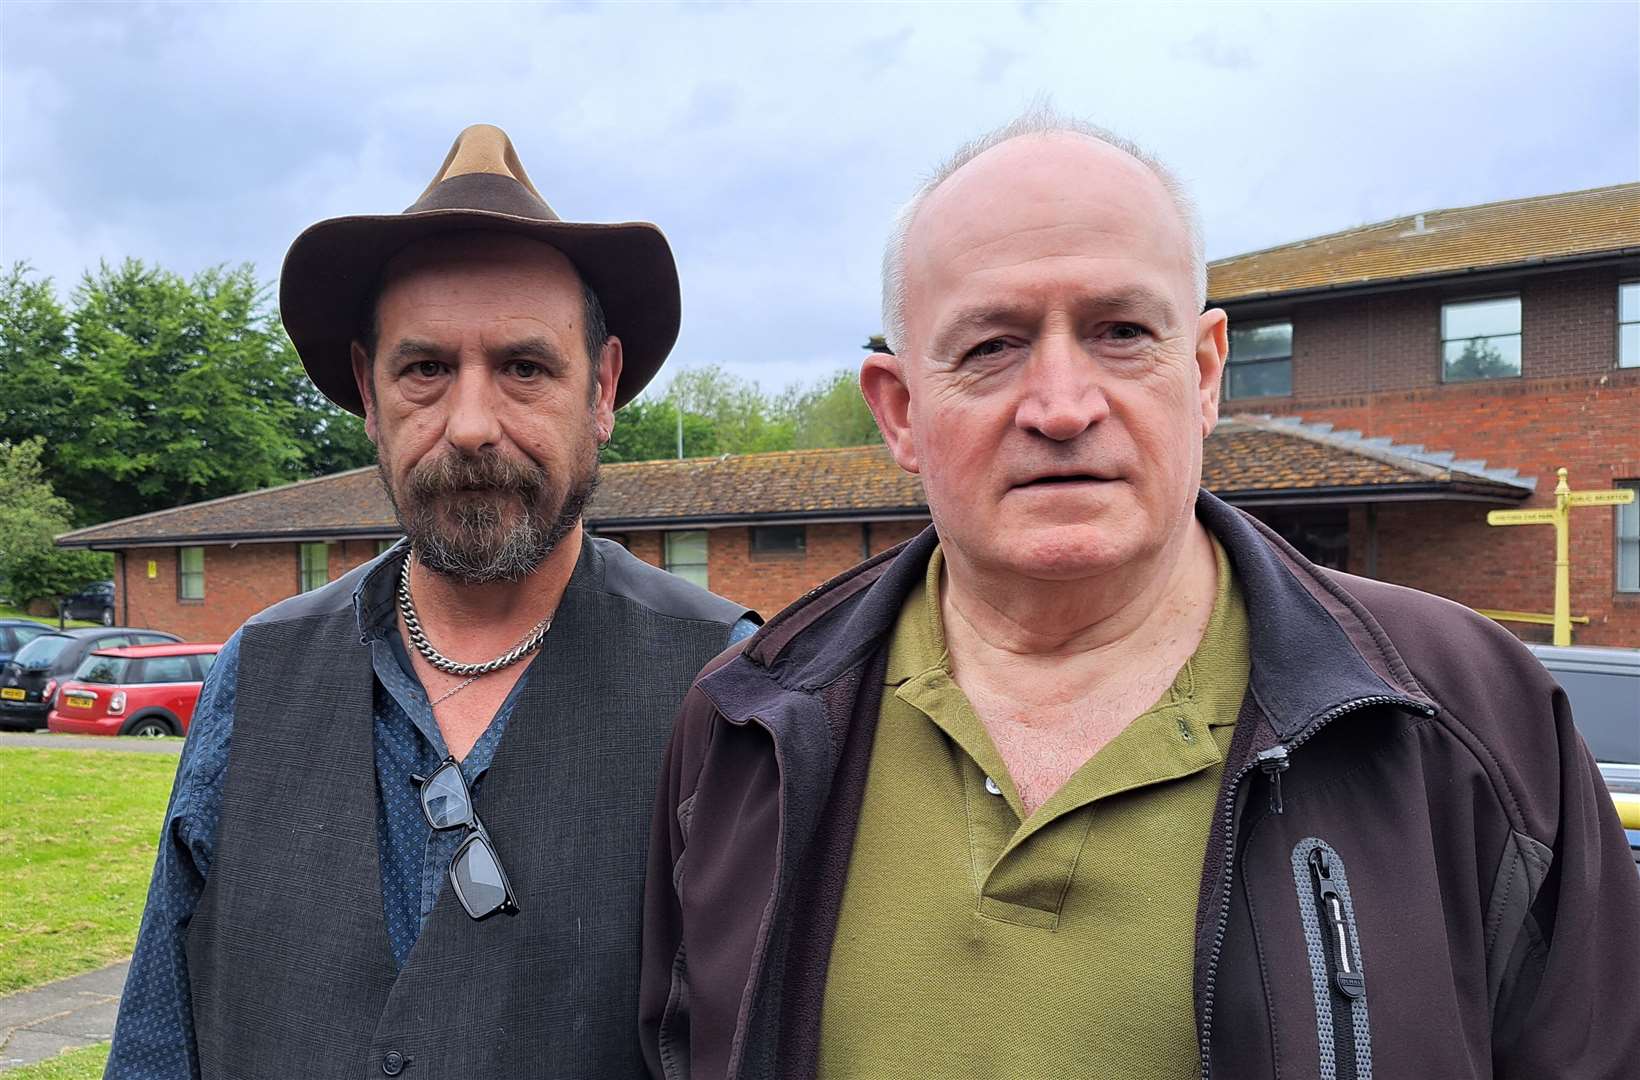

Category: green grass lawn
[0, 748, 177, 995]
[0, 605, 99, 630]
[4, 1043, 110, 1080]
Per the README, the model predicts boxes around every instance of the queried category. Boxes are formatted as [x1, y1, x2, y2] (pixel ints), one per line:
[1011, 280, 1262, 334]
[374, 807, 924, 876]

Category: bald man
[638, 109, 1640, 1080]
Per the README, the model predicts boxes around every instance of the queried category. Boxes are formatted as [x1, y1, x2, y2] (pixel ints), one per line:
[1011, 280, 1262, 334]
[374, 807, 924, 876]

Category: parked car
[49, 642, 222, 737]
[0, 627, 181, 731]
[1528, 643, 1640, 865]
[60, 580, 117, 626]
[0, 619, 52, 665]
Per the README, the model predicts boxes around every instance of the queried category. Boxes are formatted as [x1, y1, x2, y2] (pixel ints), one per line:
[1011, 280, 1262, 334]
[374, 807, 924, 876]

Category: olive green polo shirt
[818, 538, 1249, 1079]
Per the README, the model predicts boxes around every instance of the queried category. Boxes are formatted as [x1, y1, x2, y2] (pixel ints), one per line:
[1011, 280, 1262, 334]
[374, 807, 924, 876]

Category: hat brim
[279, 208, 680, 415]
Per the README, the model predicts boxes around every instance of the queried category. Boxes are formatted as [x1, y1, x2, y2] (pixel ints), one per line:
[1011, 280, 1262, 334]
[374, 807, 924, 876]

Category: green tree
[280, 334, 379, 477]
[602, 398, 718, 463]
[0, 264, 74, 455]
[666, 365, 795, 455]
[1444, 338, 1518, 382]
[0, 439, 110, 606]
[781, 370, 882, 449]
[57, 260, 312, 523]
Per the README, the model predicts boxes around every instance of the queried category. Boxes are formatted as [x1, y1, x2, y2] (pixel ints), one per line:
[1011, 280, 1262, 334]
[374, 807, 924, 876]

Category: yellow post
[1484, 468, 1634, 645]
[1553, 468, 1571, 646]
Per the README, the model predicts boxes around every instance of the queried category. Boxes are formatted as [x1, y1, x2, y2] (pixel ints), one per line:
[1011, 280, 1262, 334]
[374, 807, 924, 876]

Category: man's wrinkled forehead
[903, 133, 1195, 323]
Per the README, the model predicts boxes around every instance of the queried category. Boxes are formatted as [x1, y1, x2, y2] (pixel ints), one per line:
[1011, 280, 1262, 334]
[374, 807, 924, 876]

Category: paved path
[0, 732, 182, 754]
[0, 961, 127, 1072]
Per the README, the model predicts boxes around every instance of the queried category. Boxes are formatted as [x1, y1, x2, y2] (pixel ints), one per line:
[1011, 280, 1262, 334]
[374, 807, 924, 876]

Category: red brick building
[56, 183, 1639, 646]
[57, 427, 1533, 641]
[1211, 183, 1640, 645]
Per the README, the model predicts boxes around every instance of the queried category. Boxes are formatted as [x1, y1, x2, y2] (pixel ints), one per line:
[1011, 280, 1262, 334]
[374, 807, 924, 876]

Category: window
[1226, 321, 1292, 399]
[377, 538, 400, 556]
[178, 546, 205, 600]
[750, 525, 806, 556]
[140, 656, 195, 684]
[663, 531, 709, 589]
[1618, 480, 1639, 593]
[194, 652, 218, 680]
[1620, 281, 1640, 368]
[299, 543, 329, 592]
[1441, 296, 1521, 382]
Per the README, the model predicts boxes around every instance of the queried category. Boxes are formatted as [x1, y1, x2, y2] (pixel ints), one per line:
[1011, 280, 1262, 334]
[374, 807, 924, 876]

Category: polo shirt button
[382, 1051, 405, 1076]
[984, 776, 1002, 796]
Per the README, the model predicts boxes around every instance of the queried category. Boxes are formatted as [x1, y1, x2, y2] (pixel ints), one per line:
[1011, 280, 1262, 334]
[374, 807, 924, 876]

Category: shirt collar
[353, 540, 409, 644]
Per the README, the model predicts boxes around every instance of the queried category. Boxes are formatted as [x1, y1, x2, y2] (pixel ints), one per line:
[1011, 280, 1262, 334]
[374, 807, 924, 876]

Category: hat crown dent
[416, 123, 556, 217]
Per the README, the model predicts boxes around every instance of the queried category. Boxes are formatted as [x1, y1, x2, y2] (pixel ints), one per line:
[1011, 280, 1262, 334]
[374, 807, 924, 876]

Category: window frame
[298, 542, 330, 593]
[177, 546, 205, 602]
[662, 530, 709, 590]
[749, 525, 807, 558]
[1439, 294, 1523, 383]
[1224, 319, 1294, 400]
[1618, 280, 1640, 370]
[1617, 479, 1640, 595]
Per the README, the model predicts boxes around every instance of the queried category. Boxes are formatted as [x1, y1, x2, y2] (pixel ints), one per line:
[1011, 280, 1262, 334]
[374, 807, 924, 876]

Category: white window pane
[665, 531, 707, 565]
[1619, 281, 1640, 325]
[1228, 359, 1292, 399]
[671, 564, 709, 590]
[1619, 491, 1639, 592]
[1442, 297, 1520, 341]
[180, 547, 203, 573]
[1443, 335, 1521, 381]
[1620, 323, 1640, 369]
[1230, 322, 1292, 362]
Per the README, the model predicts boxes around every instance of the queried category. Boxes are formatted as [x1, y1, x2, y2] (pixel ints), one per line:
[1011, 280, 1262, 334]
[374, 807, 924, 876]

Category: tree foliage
[604, 363, 882, 464]
[0, 261, 376, 527]
[0, 439, 110, 605]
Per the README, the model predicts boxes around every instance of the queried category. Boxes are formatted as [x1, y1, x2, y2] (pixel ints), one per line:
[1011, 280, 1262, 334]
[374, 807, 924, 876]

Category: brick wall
[1225, 266, 1640, 646]
[115, 539, 390, 641]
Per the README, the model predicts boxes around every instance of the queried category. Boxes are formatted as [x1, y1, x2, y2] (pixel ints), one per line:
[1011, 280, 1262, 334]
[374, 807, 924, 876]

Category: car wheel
[101, 607, 114, 626]
[124, 717, 173, 738]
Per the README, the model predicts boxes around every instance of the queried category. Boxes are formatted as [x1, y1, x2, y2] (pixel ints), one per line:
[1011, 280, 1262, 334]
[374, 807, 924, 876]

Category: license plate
[0, 687, 24, 701]
[65, 694, 95, 709]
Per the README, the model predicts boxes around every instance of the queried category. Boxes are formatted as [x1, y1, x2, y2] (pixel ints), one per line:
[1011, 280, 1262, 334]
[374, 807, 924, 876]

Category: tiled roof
[56, 425, 1532, 549]
[1208, 183, 1640, 304]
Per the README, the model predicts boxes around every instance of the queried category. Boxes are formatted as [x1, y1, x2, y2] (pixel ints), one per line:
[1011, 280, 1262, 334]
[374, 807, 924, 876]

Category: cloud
[3, 0, 1635, 396]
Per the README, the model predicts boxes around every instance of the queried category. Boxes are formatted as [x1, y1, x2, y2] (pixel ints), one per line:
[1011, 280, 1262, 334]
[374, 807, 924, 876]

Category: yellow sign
[147, 560, 157, 579]
[1487, 508, 1557, 526]
[1567, 489, 1637, 507]
[1483, 468, 1634, 646]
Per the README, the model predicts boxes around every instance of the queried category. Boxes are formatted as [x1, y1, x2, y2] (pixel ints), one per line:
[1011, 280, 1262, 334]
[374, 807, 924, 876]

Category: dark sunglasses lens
[450, 834, 511, 919]
[421, 763, 471, 830]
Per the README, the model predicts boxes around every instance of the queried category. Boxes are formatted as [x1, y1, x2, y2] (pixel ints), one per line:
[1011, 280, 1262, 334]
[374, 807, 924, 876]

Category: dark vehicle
[61, 580, 117, 625]
[1528, 643, 1640, 864]
[0, 619, 51, 666]
[0, 627, 181, 731]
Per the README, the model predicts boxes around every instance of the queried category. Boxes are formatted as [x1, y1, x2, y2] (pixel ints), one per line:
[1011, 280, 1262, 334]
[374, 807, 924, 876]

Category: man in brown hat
[107, 124, 755, 1080]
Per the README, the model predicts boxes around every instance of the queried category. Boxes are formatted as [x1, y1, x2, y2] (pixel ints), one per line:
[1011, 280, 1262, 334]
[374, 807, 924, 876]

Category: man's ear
[594, 336, 623, 444]
[860, 351, 919, 475]
[350, 341, 381, 443]
[1195, 308, 1229, 436]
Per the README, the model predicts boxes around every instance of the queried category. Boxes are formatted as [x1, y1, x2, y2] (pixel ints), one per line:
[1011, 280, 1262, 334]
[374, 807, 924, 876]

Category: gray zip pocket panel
[1291, 837, 1372, 1080]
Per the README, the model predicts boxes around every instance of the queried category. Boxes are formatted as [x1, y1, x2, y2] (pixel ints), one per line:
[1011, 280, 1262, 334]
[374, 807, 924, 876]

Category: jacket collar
[705, 490, 1436, 744]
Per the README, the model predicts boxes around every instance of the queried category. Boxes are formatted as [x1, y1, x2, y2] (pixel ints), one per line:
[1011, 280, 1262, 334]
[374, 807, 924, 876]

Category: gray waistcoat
[185, 538, 746, 1080]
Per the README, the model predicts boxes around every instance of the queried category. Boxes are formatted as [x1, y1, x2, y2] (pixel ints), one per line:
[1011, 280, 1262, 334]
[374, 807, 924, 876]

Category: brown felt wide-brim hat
[280, 124, 680, 415]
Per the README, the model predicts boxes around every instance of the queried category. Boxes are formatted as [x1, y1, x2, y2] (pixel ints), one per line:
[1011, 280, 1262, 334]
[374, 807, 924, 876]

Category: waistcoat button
[382, 1051, 405, 1076]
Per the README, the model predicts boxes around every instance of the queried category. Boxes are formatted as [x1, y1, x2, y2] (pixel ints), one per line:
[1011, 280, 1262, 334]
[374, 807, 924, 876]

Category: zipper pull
[1257, 745, 1290, 814]
[1309, 849, 1365, 999]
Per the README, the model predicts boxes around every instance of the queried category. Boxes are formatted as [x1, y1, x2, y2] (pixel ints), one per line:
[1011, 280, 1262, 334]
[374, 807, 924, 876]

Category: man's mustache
[406, 453, 547, 501]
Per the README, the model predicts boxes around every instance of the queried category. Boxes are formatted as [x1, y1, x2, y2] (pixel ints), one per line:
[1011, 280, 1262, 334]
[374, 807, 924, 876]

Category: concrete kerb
[0, 960, 129, 1072]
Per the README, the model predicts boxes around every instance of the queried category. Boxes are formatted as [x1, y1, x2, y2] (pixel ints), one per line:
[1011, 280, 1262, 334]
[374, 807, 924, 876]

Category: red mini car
[48, 642, 222, 737]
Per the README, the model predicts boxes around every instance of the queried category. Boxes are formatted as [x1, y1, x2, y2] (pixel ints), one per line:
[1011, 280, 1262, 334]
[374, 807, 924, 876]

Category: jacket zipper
[1196, 694, 1433, 1080]
[1308, 845, 1365, 1080]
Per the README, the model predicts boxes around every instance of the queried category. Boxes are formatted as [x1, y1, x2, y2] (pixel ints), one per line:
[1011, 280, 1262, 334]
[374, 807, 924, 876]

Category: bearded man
[639, 110, 1640, 1079]
[107, 125, 755, 1080]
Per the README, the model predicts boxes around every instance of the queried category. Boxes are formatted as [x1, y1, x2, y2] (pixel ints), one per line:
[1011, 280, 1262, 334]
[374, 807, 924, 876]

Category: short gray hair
[879, 104, 1206, 354]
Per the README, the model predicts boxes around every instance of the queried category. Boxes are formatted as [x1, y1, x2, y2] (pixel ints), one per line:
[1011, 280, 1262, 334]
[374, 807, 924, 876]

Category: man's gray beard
[379, 446, 600, 586]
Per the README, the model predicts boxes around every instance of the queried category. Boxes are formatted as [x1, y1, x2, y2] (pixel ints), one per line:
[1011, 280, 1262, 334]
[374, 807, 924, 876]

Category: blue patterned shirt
[104, 547, 756, 1079]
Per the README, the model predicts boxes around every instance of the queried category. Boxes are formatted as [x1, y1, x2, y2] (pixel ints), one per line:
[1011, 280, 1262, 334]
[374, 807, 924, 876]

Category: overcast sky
[3, 1, 1636, 396]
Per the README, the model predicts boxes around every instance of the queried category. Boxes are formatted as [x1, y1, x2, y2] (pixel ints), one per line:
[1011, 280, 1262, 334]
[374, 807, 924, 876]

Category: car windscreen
[13, 635, 71, 670]
[74, 653, 131, 684]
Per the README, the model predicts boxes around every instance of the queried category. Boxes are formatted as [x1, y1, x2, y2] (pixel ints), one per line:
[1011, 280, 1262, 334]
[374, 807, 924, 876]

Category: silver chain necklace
[398, 554, 552, 678]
